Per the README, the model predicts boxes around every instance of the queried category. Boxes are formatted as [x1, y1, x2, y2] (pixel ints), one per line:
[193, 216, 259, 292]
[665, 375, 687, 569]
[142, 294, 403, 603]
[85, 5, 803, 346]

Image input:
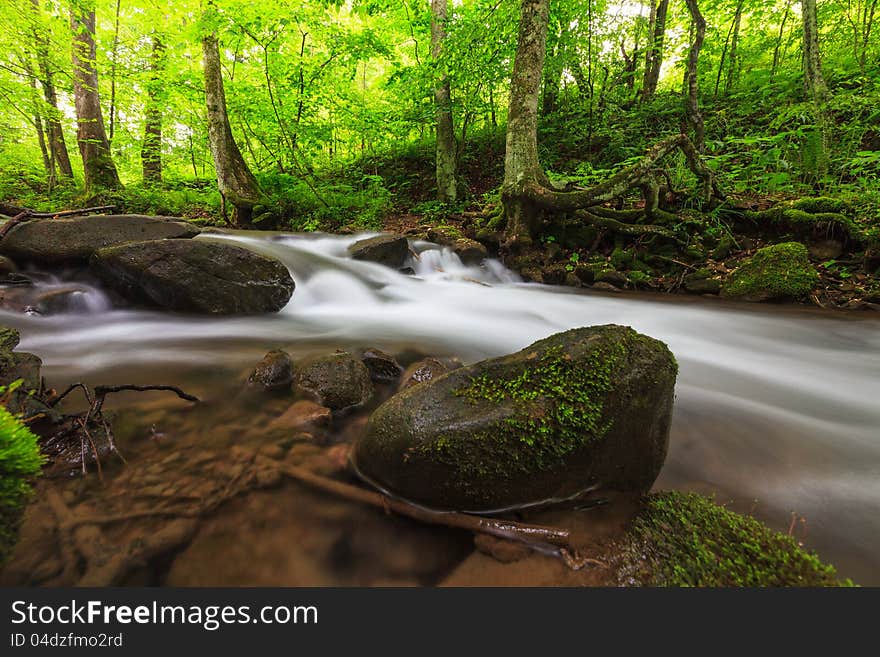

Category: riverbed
[3, 231, 879, 584]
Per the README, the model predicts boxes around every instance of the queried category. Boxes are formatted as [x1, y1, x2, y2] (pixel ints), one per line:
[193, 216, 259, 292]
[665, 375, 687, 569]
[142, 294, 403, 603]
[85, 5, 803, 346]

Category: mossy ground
[722, 241, 819, 300]
[615, 491, 851, 587]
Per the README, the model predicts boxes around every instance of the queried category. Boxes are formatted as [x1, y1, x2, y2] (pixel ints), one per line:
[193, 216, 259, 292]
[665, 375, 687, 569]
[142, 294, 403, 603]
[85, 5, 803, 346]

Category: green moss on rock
[791, 197, 850, 215]
[721, 242, 818, 302]
[615, 492, 851, 587]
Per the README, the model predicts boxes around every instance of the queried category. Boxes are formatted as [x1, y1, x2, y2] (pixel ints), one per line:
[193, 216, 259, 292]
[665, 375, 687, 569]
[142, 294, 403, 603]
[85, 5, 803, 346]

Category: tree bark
[203, 32, 262, 225]
[70, 1, 121, 191]
[501, 0, 551, 250]
[725, 0, 744, 93]
[31, 0, 73, 179]
[682, 0, 706, 152]
[801, 0, 830, 181]
[770, 0, 792, 80]
[431, 0, 457, 202]
[141, 35, 164, 184]
[641, 0, 669, 101]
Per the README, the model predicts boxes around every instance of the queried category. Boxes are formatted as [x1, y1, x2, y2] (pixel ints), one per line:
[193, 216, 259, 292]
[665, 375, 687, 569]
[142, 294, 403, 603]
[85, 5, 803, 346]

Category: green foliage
[0, 399, 44, 563]
[617, 492, 850, 587]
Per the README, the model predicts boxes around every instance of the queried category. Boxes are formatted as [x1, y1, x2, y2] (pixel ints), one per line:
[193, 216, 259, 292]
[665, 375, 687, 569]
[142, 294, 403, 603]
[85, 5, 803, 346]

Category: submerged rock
[295, 351, 373, 410]
[0, 214, 200, 265]
[247, 350, 294, 392]
[348, 234, 409, 268]
[353, 325, 677, 511]
[90, 239, 294, 314]
[721, 242, 818, 302]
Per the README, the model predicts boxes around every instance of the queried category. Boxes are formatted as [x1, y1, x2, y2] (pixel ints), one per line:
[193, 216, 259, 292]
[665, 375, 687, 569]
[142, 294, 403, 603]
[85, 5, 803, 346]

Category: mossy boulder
[90, 239, 295, 314]
[721, 242, 818, 302]
[615, 492, 850, 587]
[348, 234, 409, 269]
[294, 351, 373, 411]
[744, 199, 856, 242]
[0, 214, 200, 265]
[353, 325, 677, 512]
[683, 268, 722, 294]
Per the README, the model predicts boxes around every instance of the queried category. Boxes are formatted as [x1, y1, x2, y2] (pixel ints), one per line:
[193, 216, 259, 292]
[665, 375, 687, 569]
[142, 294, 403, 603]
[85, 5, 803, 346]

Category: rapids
[2, 231, 878, 583]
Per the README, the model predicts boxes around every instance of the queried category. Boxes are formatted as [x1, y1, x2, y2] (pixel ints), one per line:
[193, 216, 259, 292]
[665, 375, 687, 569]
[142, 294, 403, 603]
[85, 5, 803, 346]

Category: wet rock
[91, 239, 294, 314]
[353, 325, 677, 511]
[268, 400, 332, 433]
[0, 255, 18, 275]
[683, 269, 722, 295]
[809, 239, 843, 261]
[591, 282, 622, 293]
[573, 265, 595, 284]
[34, 286, 102, 315]
[473, 534, 531, 563]
[399, 357, 451, 390]
[426, 226, 488, 264]
[348, 234, 409, 268]
[595, 270, 628, 288]
[361, 348, 403, 383]
[721, 242, 818, 302]
[0, 214, 200, 265]
[247, 350, 294, 392]
[863, 243, 880, 274]
[294, 351, 373, 410]
[711, 235, 737, 260]
[540, 264, 568, 286]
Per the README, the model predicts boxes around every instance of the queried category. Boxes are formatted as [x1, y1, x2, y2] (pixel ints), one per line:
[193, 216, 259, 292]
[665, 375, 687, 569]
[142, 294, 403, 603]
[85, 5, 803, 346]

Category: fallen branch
[0, 204, 115, 239]
[276, 461, 573, 551]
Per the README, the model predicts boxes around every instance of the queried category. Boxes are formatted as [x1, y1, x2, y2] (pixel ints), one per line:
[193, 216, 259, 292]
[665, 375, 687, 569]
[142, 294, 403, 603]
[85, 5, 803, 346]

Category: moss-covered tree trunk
[682, 0, 706, 152]
[431, 0, 457, 203]
[203, 32, 262, 225]
[70, 1, 121, 192]
[801, 0, 830, 182]
[641, 0, 669, 101]
[501, 0, 551, 251]
[141, 35, 164, 185]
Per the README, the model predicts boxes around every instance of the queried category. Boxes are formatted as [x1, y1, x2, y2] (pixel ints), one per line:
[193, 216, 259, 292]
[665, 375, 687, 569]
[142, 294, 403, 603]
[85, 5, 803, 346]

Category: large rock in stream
[352, 325, 677, 512]
[91, 239, 294, 314]
[0, 214, 200, 265]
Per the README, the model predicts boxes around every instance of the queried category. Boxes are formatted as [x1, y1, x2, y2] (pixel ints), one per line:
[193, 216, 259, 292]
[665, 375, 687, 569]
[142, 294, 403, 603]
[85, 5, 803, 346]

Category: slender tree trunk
[431, 0, 457, 202]
[542, 17, 563, 115]
[801, 0, 830, 182]
[725, 0, 745, 93]
[203, 32, 262, 225]
[682, 0, 706, 152]
[31, 0, 73, 179]
[108, 0, 121, 142]
[71, 1, 121, 191]
[141, 35, 164, 184]
[771, 0, 793, 80]
[641, 0, 669, 101]
[27, 72, 53, 184]
[502, 0, 550, 250]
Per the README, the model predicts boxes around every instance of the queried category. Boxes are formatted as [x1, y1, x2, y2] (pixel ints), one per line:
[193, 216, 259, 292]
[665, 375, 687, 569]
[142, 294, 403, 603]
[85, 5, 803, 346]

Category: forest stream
[2, 232, 879, 585]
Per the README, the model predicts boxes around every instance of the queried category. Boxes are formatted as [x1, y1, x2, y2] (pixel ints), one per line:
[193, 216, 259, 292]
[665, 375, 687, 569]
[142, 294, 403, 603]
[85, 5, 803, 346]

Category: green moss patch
[722, 242, 818, 301]
[616, 492, 851, 587]
[0, 403, 44, 563]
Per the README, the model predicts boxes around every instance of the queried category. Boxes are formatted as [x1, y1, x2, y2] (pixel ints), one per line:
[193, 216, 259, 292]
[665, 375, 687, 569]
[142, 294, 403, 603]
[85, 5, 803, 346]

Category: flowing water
[2, 231, 879, 583]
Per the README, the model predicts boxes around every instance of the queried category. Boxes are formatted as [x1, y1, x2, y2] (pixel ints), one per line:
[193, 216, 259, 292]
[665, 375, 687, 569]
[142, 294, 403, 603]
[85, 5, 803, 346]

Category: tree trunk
[431, 0, 457, 202]
[725, 0, 744, 93]
[801, 0, 830, 182]
[141, 35, 164, 184]
[31, 0, 73, 179]
[771, 0, 793, 80]
[203, 32, 262, 225]
[501, 0, 551, 250]
[682, 0, 706, 152]
[541, 16, 562, 115]
[70, 2, 121, 191]
[641, 0, 669, 101]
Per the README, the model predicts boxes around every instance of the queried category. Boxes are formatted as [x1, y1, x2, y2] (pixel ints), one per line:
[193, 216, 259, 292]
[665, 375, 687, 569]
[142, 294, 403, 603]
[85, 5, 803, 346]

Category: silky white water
[3, 232, 879, 582]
